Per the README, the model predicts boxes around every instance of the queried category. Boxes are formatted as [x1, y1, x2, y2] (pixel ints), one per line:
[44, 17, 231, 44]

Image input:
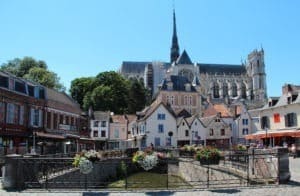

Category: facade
[119, 10, 267, 109]
[108, 114, 128, 150]
[90, 111, 110, 150]
[176, 117, 190, 146]
[201, 114, 232, 149]
[186, 116, 206, 146]
[246, 84, 300, 152]
[156, 75, 201, 115]
[0, 71, 88, 155]
[134, 101, 177, 148]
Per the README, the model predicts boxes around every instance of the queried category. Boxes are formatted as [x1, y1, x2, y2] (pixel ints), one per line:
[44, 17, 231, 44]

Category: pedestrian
[291, 144, 296, 159]
[150, 142, 154, 150]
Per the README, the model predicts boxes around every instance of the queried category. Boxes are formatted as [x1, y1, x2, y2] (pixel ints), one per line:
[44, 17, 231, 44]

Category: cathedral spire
[170, 9, 180, 63]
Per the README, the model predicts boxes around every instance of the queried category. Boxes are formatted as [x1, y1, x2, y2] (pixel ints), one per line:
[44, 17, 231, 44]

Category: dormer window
[167, 82, 173, 90]
[0, 75, 9, 88]
[14, 80, 26, 94]
[185, 83, 191, 91]
[287, 96, 291, 104]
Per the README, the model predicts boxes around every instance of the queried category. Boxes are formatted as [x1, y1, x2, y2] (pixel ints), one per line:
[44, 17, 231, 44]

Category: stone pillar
[2, 154, 23, 189]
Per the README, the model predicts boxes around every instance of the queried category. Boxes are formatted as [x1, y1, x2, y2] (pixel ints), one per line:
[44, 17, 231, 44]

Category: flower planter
[199, 158, 220, 165]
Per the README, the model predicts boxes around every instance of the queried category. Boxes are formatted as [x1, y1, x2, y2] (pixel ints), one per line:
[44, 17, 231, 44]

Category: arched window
[213, 82, 220, 98]
[184, 96, 188, 105]
[171, 96, 175, 105]
[241, 83, 246, 99]
[232, 83, 237, 97]
[223, 83, 228, 97]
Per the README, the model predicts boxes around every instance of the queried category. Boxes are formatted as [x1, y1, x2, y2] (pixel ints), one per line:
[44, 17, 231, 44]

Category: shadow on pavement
[145, 191, 175, 196]
[288, 180, 300, 187]
[210, 189, 241, 194]
[82, 192, 110, 196]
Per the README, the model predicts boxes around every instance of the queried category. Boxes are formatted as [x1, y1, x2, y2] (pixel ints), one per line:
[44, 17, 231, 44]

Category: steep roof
[137, 101, 176, 121]
[161, 75, 197, 92]
[176, 50, 192, 65]
[111, 115, 127, 124]
[120, 61, 150, 74]
[126, 114, 137, 123]
[203, 103, 233, 118]
[46, 88, 80, 108]
[94, 111, 110, 120]
[198, 63, 246, 75]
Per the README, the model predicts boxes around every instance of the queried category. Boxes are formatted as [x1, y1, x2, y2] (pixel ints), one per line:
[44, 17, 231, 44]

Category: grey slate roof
[198, 63, 246, 75]
[176, 50, 192, 65]
[120, 61, 150, 74]
[161, 75, 197, 92]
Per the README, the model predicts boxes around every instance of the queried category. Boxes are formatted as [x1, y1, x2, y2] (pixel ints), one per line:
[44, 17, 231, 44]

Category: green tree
[1, 56, 65, 91]
[70, 77, 95, 108]
[128, 78, 148, 113]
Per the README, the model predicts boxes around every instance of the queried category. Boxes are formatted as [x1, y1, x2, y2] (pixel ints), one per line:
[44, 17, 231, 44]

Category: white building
[90, 111, 110, 150]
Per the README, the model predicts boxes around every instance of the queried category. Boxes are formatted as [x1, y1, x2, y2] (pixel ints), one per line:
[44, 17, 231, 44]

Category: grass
[108, 172, 191, 189]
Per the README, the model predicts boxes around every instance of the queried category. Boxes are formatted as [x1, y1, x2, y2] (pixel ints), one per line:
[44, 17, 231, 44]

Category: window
[6, 103, 15, 124]
[59, 114, 64, 124]
[241, 83, 247, 99]
[189, 96, 192, 105]
[65, 116, 69, 125]
[19, 105, 24, 125]
[14, 81, 26, 94]
[209, 129, 214, 136]
[93, 121, 99, 127]
[28, 85, 34, 96]
[261, 116, 270, 129]
[114, 129, 119, 138]
[185, 130, 189, 137]
[33, 109, 40, 126]
[154, 137, 160, 146]
[242, 119, 248, 125]
[53, 113, 58, 129]
[158, 124, 164, 133]
[101, 121, 106, 127]
[242, 128, 248, 135]
[93, 131, 98, 137]
[213, 82, 220, 98]
[220, 129, 225, 136]
[101, 130, 106, 137]
[47, 112, 51, 128]
[184, 96, 188, 105]
[0, 102, 4, 123]
[0, 75, 8, 88]
[223, 83, 228, 97]
[215, 118, 220, 122]
[182, 122, 185, 126]
[285, 113, 297, 127]
[274, 113, 280, 123]
[232, 83, 238, 97]
[171, 96, 175, 105]
[157, 113, 166, 120]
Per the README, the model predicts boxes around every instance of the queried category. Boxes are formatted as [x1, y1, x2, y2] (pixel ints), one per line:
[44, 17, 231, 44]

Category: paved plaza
[1, 157, 299, 196]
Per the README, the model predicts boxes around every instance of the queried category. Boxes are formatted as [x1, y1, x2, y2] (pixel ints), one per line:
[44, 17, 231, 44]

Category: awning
[245, 129, 300, 140]
[65, 133, 80, 139]
[36, 132, 65, 140]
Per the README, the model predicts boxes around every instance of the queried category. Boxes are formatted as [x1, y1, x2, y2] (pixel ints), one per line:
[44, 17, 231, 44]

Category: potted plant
[195, 146, 221, 165]
[132, 149, 159, 171]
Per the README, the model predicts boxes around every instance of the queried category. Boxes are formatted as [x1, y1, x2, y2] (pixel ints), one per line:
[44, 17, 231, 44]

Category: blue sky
[0, 0, 299, 96]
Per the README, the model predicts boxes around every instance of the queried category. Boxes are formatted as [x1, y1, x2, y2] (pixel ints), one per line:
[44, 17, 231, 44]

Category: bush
[195, 146, 221, 162]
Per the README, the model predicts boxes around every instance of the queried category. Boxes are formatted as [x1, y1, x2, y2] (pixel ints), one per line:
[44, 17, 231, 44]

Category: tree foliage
[1, 57, 65, 91]
[70, 71, 150, 114]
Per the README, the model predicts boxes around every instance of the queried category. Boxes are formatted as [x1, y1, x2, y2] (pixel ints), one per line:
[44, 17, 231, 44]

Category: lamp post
[32, 131, 37, 154]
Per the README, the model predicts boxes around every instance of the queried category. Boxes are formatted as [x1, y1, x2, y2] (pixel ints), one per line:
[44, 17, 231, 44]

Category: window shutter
[30, 108, 34, 126]
[39, 110, 43, 127]
[284, 114, 288, 127]
[293, 113, 297, 126]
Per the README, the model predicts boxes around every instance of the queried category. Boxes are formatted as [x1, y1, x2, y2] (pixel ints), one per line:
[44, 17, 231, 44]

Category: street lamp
[31, 131, 37, 154]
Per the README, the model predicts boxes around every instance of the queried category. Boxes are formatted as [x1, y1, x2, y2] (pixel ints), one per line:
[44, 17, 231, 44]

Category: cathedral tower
[247, 48, 267, 102]
[170, 9, 180, 63]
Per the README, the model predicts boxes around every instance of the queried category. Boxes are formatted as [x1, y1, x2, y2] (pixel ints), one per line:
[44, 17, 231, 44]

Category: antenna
[172, 0, 175, 10]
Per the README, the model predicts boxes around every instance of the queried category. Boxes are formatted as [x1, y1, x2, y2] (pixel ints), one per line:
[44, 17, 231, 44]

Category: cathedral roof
[161, 75, 197, 92]
[176, 50, 192, 65]
[198, 63, 246, 75]
[120, 61, 150, 74]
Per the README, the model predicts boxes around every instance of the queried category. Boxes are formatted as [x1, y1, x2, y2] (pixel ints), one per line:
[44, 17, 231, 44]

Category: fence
[1, 147, 290, 190]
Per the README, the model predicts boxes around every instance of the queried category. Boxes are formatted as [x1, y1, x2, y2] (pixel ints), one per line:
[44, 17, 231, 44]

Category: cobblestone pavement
[1, 157, 299, 196]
